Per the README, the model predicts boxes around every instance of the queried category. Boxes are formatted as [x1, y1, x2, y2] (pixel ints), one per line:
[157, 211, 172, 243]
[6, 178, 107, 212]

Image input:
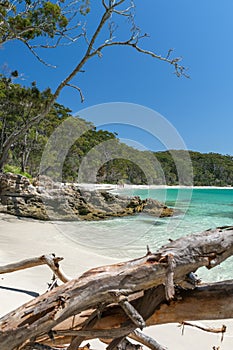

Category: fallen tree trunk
[40, 280, 233, 346]
[0, 226, 233, 350]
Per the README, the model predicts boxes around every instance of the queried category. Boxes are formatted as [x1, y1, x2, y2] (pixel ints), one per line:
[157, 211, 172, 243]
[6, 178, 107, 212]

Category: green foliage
[96, 145, 159, 185]
[1, 77, 233, 186]
[1, 1, 65, 42]
[0, 0, 90, 44]
[94, 149, 233, 186]
[0, 75, 70, 172]
[79, 0, 90, 15]
[3, 164, 32, 178]
[0, 75, 51, 144]
[0, 76, 117, 178]
[155, 150, 233, 186]
[63, 128, 117, 182]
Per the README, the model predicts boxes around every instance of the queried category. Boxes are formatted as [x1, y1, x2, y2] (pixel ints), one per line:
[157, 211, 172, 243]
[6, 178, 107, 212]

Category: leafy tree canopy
[0, 0, 90, 45]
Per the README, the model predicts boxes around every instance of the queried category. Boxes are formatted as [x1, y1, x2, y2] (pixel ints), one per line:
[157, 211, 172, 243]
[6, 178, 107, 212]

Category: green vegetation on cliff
[155, 151, 233, 186]
[97, 150, 233, 186]
[1, 77, 233, 186]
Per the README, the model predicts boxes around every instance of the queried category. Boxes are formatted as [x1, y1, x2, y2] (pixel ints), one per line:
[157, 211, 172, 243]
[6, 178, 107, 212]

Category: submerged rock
[0, 173, 174, 221]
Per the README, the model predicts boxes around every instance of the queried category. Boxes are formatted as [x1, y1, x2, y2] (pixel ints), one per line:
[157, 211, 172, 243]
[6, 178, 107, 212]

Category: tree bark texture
[0, 226, 233, 349]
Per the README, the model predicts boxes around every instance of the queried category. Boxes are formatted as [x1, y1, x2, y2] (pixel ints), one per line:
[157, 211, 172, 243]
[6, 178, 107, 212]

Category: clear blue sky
[2, 0, 233, 155]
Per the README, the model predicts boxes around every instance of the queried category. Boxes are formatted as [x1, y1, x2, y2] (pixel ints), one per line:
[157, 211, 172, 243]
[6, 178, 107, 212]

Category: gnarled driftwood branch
[0, 226, 233, 350]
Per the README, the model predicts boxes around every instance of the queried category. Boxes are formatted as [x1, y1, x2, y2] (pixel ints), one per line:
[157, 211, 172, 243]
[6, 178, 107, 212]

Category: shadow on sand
[0, 285, 39, 298]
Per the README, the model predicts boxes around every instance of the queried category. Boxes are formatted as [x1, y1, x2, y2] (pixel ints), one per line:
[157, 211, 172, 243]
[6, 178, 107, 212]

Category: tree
[0, 76, 74, 171]
[0, 76, 117, 177]
[64, 128, 117, 182]
[154, 151, 233, 186]
[0, 0, 188, 171]
[0, 76, 52, 170]
[0, 226, 233, 349]
[10, 102, 74, 174]
[0, 0, 90, 64]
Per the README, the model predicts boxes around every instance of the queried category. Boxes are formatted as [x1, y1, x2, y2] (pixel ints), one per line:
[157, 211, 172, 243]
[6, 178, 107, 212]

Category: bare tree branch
[66, 83, 85, 103]
[53, 4, 112, 100]
[21, 40, 57, 68]
[0, 0, 188, 170]
[102, 0, 108, 10]
[113, 1, 135, 16]
[94, 39, 188, 78]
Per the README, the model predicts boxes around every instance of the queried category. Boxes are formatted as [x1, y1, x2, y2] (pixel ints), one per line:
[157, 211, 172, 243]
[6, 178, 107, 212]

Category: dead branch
[31, 280, 233, 349]
[129, 330, 167, 350]
[0, 254, 70, 283]
[66, 83, 85, 103]
[106, 337, 143, 350]
[180, 321, 226, 336]
[23, 343, 62, 350]
[66, 306, 106, 350]
[52, 326, 134, 339]
[107, 337, 127, 350]
[1, 227, 233, 350]
[109, 292, 145, 330]
[21, 40, 57, 68]
[164, 253, 175, 300]
[94, 38, 188, 78]
[49, 280, 233, 344]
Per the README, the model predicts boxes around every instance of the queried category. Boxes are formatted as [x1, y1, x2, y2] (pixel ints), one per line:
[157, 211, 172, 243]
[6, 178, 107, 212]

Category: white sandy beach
[77, 183, 233, 191]
[0, 213, 233, 350]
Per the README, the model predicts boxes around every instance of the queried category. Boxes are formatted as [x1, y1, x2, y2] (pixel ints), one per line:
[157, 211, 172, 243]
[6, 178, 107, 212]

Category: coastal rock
[143, 198, 174, 217]
[0, 173, 174, 220]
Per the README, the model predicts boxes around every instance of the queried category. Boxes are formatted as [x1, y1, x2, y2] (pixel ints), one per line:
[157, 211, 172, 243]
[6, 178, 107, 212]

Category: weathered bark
[147, 280, 233, 325]
[45, 281, 233, 342]
[129, 330, 167, 350]
[0, 254, 70, 283]
[0, 226, 233, 350]
[179, 321, 226, 335]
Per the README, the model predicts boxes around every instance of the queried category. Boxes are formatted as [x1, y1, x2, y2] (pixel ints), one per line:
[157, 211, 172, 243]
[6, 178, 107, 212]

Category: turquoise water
[56, 188, 233, 282]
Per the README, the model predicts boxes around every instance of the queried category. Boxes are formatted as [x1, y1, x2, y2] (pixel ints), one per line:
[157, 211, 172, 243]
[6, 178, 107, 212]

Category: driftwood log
[0, 226, 233, 350]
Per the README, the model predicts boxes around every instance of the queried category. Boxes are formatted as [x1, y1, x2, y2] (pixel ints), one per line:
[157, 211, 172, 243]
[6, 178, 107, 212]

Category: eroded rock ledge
[0, 173, 174, 221]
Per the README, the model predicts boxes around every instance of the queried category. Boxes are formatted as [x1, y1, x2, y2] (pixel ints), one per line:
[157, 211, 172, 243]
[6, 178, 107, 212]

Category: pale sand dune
[0, 213, 232, 349]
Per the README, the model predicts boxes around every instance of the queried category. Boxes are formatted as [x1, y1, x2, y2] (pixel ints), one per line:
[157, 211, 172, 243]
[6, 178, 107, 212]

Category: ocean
[55, 188, 233, 282]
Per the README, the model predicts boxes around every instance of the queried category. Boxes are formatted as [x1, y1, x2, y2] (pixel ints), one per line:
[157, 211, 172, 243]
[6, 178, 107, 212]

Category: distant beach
[77, 183, 233, 191]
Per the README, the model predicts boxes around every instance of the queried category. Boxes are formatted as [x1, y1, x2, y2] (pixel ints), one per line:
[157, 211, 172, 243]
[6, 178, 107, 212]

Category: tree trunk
[0, 226, 233, 350]
[0, 141, 11, 171]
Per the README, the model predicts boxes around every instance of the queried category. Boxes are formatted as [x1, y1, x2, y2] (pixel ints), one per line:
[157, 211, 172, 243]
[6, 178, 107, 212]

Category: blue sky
[2, 0, 233, 155]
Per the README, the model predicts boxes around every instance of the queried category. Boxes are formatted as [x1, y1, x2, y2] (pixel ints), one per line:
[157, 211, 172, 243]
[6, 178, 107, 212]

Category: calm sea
[56, 188, 233, 282]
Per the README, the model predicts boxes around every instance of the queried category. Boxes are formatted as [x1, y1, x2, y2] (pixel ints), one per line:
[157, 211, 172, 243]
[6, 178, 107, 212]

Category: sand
[0, 213, 232, 349]
[77, 183, 233, 191]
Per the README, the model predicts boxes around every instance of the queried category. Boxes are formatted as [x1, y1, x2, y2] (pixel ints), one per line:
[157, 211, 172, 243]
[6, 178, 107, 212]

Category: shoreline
[77, 183, 233, 191]
[0, 213, 233, 349]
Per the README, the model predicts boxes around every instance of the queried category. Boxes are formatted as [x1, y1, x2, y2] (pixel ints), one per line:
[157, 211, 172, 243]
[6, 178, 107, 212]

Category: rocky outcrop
[0, 173, 174, 221]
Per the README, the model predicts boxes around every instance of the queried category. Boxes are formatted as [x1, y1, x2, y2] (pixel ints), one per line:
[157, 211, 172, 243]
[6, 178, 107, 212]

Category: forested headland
[1, 76, 233, 187]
